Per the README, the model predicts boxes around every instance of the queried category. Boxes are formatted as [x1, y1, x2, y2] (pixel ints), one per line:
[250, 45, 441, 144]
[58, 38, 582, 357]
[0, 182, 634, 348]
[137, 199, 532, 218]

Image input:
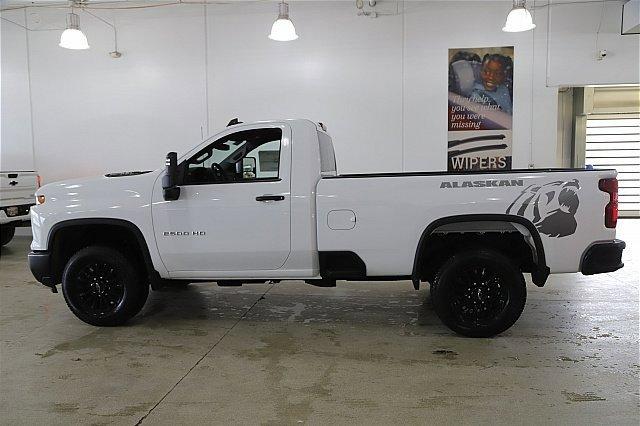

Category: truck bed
[316, 168, 617, 276]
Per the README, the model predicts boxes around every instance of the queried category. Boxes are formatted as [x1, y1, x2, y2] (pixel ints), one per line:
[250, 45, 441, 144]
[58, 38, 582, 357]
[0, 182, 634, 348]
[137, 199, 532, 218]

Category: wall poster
[448, 46, 514, 171]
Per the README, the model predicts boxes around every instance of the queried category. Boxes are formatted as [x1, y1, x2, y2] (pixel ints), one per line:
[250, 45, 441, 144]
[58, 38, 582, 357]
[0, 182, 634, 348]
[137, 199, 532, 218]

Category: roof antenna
[227, 118, 242, 126]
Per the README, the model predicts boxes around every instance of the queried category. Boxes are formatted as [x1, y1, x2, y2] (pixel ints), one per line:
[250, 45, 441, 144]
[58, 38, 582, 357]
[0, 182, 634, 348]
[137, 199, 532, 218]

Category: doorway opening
[558, 85, 640, 217]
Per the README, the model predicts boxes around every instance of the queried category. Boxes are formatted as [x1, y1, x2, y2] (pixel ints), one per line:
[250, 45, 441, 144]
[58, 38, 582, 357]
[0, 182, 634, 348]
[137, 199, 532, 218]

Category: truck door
[151, 124, 291, 273]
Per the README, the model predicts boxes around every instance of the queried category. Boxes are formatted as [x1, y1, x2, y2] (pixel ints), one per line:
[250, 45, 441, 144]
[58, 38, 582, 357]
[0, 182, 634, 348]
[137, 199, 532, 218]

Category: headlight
[36, 195, 46, 205]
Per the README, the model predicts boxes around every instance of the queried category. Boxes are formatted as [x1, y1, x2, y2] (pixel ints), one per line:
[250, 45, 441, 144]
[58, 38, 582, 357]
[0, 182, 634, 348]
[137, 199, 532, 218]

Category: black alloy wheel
[66, 261, 126, 318]
[62, 246, 148, 326]
[447, 263, 510, 328]
[432, 248, 527, 337]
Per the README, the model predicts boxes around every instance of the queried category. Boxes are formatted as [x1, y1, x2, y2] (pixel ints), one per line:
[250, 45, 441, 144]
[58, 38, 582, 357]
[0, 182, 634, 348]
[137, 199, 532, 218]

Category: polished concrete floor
[1, 221, 638, 425]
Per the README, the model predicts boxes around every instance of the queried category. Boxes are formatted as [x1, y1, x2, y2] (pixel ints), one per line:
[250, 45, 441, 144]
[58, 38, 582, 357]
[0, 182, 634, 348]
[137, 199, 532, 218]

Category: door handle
[256, 195, 285, 202]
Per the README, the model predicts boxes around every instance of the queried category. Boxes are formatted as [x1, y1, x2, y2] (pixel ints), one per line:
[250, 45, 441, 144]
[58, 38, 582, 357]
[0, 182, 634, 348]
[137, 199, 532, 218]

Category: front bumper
[28, 250, 57, 291]
[581, 239, 626, 275]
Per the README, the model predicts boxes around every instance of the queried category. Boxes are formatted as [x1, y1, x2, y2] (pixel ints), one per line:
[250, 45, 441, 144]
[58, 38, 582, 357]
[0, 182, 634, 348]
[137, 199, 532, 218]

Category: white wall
[547, 1, 640, 86]
[402, 0, 559, 171]
[1, 1, 638, 182]
[1, 10, 34, 171]
[208, 2, 403, 173]
[23, 5, 208, 182]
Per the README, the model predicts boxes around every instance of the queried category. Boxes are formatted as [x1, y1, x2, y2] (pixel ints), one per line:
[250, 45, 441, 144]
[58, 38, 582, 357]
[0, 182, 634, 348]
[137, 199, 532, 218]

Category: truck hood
[30, 169, 163, 252]
[36, 169, 162, 207]
[104, 170, 154, 178]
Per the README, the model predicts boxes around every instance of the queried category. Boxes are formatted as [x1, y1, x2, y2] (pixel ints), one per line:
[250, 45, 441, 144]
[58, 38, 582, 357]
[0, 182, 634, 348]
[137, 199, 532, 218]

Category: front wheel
[1, 224, 15, 246]
[432, 248, 526, 337]
[61, 246, 148, 326]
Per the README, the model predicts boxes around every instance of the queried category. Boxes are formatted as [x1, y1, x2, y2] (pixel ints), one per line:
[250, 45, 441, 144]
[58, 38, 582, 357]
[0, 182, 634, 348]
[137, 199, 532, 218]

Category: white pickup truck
[1, 171, 39, 246]
[28, 119, 625, 337]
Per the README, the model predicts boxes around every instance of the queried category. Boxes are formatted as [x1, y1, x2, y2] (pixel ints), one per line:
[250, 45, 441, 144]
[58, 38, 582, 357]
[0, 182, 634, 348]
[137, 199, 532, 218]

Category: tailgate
[0, 171, 38, 205]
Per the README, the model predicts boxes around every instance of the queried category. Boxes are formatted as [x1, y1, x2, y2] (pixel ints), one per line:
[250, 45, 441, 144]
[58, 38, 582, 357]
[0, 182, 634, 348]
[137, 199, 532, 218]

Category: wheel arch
[411, 214, 549, 287]
[47, 218, 159, 285]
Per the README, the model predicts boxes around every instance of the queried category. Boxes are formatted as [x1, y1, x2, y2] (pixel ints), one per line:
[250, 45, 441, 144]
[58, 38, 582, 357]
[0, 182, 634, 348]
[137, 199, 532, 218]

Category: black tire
[61, 246, 149, 326]
[1, 225, 15, 247]
[429, 281, 438, 299]
[432, 248, 526, 338]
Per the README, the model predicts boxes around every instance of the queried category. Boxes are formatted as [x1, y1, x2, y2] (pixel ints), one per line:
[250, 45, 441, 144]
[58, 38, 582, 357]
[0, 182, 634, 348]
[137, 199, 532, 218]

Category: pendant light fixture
[502, 0, 536, 33]
[269, 1, 298, 41]
[59, 12, 90, 50]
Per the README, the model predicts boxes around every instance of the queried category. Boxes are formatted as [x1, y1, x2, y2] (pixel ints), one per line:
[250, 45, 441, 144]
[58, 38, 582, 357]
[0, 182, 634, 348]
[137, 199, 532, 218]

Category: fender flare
[411, 214, 549, 287]
[47, 218, 159, 283]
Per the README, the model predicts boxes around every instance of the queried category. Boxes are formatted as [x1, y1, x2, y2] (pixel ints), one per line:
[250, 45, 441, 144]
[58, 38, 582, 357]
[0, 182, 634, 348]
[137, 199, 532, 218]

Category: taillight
[36, 174, 42, 188]
[598, 178, 618, 228]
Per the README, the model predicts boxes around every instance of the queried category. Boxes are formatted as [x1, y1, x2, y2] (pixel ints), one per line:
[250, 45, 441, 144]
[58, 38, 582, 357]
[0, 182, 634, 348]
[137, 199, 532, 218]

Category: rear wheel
[61, 246, 148, 326]
[432, 248, 526, 337]
[1, 225, 15, 246]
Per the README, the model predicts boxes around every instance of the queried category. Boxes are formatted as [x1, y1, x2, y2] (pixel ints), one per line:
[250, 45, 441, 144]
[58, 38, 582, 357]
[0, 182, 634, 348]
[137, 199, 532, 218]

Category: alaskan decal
[506, 179, 580, 238]
[440, 179, 524, 189]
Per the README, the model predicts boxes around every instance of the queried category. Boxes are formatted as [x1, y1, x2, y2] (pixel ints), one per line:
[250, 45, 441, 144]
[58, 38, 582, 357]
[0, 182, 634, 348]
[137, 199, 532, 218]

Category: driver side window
[182, 128, 282, 185]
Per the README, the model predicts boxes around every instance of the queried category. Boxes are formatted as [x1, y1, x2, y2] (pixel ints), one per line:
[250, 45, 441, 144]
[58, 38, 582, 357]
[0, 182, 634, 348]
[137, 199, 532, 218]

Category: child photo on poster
[448, 46, 514, 171]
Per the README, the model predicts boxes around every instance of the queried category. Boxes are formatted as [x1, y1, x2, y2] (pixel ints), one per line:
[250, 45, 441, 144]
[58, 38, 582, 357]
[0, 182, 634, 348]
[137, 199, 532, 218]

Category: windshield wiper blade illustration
[448, 134, 506, 148]
[448, 144, 509, 158]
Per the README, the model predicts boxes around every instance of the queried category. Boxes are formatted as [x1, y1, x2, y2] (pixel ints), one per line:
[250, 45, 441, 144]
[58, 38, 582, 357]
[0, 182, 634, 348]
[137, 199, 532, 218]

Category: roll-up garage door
[585, 113, 640, 217]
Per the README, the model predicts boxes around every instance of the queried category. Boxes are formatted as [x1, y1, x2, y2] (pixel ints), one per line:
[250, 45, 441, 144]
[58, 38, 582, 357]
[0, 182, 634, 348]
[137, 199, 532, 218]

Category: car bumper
[28, 250, 57, 291]
[581, 239, 626, 275]
[0, 204, 34, 225]
[0, 213, 31, 225]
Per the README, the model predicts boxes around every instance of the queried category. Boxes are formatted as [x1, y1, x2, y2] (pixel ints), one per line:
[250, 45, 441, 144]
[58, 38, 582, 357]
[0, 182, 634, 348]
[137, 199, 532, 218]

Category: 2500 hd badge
[163, 231, 206, 236]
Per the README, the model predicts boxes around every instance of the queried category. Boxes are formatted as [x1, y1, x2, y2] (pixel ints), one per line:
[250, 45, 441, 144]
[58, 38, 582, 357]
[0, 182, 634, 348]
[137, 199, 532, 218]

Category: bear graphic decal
[506, 179, 580, 238]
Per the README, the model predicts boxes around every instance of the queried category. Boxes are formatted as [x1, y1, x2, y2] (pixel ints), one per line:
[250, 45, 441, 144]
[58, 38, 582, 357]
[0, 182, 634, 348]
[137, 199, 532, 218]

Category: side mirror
[240, 157, 257, 179]
[162, 152, 181, 201]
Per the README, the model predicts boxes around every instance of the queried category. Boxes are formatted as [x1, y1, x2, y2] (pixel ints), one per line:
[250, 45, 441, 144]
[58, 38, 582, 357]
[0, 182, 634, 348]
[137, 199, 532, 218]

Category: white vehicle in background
[1, 171, 39, 246]
[28, 119, 625, 337]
